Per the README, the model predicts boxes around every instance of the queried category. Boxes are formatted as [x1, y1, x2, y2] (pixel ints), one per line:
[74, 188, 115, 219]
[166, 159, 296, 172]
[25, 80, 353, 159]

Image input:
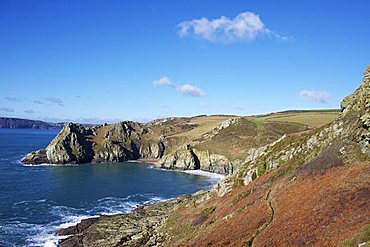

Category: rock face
[22, 121, 166, 165]
[341, 66, 370, 155]
[155, 146, 238, 174]
[91, 122, 165, 163]
[46, 123, 94, 164]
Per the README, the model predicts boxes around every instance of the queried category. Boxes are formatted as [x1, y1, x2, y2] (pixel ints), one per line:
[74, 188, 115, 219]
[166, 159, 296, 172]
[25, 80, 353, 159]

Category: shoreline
[56, 195, 195, 247]
[128, 158, 159, 164]
[21, 158, 160, 167]
[53, 168, 224, 246]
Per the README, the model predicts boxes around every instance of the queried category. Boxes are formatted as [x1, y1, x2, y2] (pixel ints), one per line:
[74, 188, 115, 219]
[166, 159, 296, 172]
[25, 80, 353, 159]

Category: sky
[0, 0, 369, 123]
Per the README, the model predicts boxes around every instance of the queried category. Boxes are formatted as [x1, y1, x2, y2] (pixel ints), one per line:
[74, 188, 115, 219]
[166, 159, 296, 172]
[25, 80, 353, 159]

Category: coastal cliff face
[57, 66, 370, 247]
[22, 121, 166, 164]
[156, 147, 238, 174]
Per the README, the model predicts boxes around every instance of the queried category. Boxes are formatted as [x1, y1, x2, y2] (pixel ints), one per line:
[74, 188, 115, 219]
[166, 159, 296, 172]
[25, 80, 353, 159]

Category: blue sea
[0, 129, 222, 246]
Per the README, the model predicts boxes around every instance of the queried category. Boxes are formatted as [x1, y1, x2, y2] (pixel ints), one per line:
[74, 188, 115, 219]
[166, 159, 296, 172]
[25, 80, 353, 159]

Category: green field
[252, 110, 340, 128]
[165, 110, 340, 160]
[169, 115, 236, 139]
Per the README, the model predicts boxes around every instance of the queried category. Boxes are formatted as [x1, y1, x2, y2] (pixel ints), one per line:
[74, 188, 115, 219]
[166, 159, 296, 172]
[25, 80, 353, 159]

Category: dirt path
[245, 188, 275, 247]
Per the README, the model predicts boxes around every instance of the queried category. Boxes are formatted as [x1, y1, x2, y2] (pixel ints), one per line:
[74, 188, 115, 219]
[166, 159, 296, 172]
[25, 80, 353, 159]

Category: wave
[181, 169, 226, 179]
[150, 167, 225, 185]
[3, 194, 171, 246]
[21, 162, 78, 167]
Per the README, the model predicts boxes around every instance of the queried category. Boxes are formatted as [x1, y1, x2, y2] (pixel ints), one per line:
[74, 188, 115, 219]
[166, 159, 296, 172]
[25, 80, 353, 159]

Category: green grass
[252, 110, 340, 128]
[161, 110, 340, 161]
[233, 178, 245, 188]
[339, 224, 370, 247]
[195, 118, 307, 160]
[233, 189, 252, 204]
[169, 115, 236, 139]
[201, 206, 216, 217]
[256, 163, 266, 176]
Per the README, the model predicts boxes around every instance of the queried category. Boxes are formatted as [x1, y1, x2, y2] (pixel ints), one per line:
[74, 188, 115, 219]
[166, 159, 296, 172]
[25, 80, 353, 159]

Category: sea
[0, 128, 224, 246]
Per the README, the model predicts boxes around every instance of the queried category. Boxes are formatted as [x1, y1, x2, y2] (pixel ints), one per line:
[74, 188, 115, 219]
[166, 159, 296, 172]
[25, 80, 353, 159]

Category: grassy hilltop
[162, 110, 339, 160]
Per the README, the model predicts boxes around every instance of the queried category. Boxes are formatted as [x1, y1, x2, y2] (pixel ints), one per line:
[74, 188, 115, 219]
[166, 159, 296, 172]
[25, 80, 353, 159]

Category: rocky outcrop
[341, 65, 370, 155]
[155, 145, 239, 175]
[22, 121, 166, 165]
[57, 193, 204, 247]
[22, 123, 94, 164]
[47, 123, 94, 163]
[91, 122, 165, 163]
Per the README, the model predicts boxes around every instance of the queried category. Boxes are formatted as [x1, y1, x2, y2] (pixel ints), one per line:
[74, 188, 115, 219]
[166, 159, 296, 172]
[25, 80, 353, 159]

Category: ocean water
[0, 129, 222, 246]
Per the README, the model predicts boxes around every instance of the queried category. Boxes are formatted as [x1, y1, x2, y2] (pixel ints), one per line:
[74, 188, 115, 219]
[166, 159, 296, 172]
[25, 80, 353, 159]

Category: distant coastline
[0, 117, 64, 129]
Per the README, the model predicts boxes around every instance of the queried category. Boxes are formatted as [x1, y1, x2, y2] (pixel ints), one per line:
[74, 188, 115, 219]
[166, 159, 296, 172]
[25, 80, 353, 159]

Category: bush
[257, 163, 266, 176]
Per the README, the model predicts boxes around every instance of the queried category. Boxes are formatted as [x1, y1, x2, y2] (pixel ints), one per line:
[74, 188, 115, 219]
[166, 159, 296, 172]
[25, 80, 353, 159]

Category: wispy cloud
[45, 97, 64, 107]
[233, 106, 245, 111]
[33, 100, 45, 105]
[0, 107, 15, 112]
[178, 11, 290, 43]
[152, 77, 205, 97]
[24, 110, 35, 114]
[5, 97, 24, 102]
[41, 116, 124, 125]
[299, 90, 330, 104]
[176, 84, 204, 97]
[153, 77, 172, 86]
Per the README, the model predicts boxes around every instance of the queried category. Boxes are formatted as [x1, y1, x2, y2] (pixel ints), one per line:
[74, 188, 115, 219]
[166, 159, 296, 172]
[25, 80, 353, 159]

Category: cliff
[22, 121, 166, 164]
[57, 66, 370, 247]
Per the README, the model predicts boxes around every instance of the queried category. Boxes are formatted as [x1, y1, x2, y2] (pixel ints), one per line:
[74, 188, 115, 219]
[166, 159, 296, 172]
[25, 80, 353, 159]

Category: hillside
[156, 110, 338, 173]
[0, 117, 63, 129]
[57, 66, 370, 247]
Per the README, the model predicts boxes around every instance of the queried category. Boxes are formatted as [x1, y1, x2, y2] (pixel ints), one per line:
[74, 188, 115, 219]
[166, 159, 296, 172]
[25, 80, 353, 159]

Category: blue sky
[0, 0, 369, 123]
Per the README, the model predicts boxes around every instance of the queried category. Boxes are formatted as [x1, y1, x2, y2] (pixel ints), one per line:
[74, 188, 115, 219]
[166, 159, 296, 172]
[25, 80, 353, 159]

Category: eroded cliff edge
[57, 66, 370, 247]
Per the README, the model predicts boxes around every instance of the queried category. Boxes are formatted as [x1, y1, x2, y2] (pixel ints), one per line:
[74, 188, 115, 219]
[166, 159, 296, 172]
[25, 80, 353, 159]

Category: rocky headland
[22, 121, 166, 165]
[56, 66, 370, 246]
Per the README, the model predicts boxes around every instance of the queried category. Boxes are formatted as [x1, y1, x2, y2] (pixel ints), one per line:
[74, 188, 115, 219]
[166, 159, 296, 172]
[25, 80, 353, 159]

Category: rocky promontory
[22, 121, 166, 165]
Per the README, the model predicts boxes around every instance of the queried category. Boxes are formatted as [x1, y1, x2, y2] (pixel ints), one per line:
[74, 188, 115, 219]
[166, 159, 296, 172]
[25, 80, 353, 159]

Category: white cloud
[299, 90, 330, 104]
[176, 84, 205, 97]
[178, 11, 288, 43]
[152, 77, 205, 97]
[152, 77, 172, 86]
